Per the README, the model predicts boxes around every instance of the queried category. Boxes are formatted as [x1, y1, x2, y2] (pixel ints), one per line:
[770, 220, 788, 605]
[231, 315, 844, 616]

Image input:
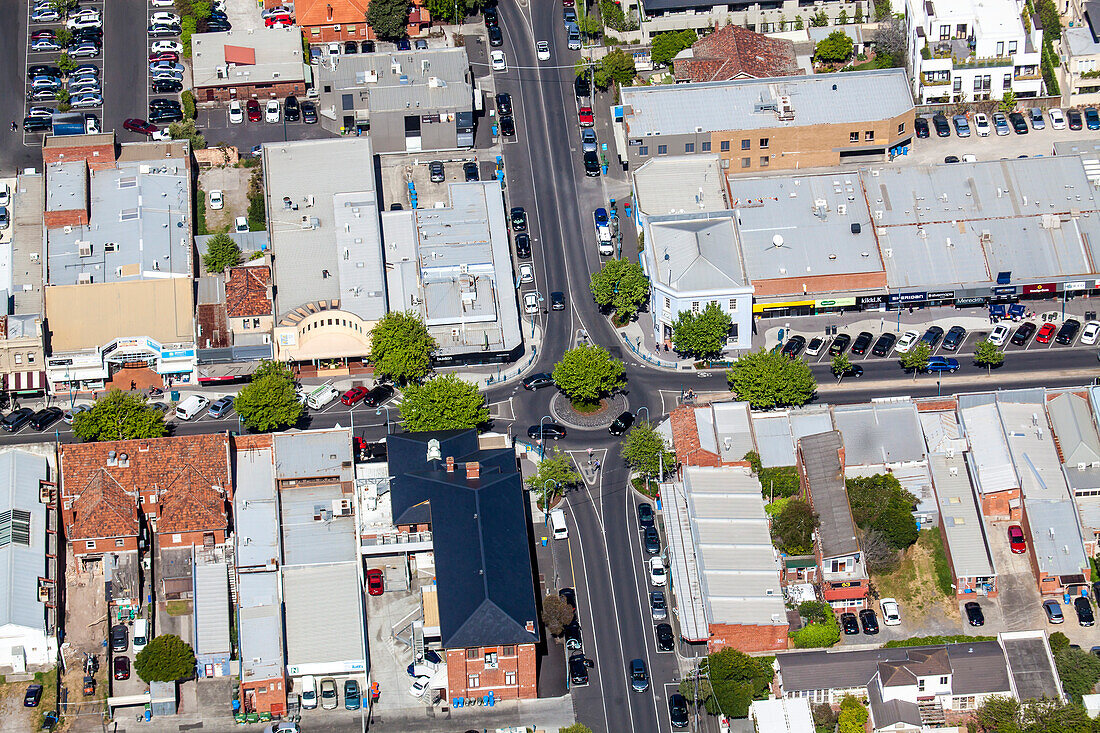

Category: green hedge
[928, 528, 954, 597]
[884, 634, 995, 648]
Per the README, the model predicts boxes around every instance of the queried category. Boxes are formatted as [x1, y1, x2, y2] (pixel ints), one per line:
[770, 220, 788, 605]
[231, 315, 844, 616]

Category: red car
[341, 386, 368, 406]
[366, 568, 384, 596]
[1008, 525, 1026, 554]
[562, 0, 574, 5]
[113, 656, 130, 680]
[246, 99, 262, 122]
[123, 118, 159, 135]
[264, 13, 292, 26]
[1036, 322, 1057, 344]
[149, 51, 179, 63]
[578, 106, 594, 127]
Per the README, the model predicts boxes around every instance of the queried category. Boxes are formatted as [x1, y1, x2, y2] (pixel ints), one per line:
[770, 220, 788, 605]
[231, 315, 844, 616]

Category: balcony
[921, 73, 951, 86]
[954, 56, 1014, 70]
[360, 530, 434, 555]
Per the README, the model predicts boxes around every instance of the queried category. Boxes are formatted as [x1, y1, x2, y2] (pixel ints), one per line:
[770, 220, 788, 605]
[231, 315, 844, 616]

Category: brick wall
[196, 81, 307, 103]
[938, 512, 999, 598]
[241, 677, 286, 716]
[980, 488, 1020, 521]
[42, 142, 115, 171]
[708, 623, 789, 653]
[301, 23, 370, 43]
[74, 536, 138, 555]
[157, 529, 226, 548]
[445, 644, 537, 701]
[750, 270, 888, 299]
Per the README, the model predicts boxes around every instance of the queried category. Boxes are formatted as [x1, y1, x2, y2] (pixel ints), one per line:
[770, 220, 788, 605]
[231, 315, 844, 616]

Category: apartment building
[1063, 1, 1100, 105]
[619, 0, 866, 43]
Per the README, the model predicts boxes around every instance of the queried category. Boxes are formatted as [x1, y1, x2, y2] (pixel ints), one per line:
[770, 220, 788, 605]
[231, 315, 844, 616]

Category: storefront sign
[1064, 281, 1088, 291]
[813, 297, 856, 308]
[928, 290, 954, 300]
[955, 296, 987, 306]
[628, 139, 642, 146]
[1023, 283, 1057, 295]
[160, 349, 195, 359]
[991, 286, 1017, 296]
[751, 300, 814, 314]
[887, 291, 927, 305]
[857, 295, 886, 307]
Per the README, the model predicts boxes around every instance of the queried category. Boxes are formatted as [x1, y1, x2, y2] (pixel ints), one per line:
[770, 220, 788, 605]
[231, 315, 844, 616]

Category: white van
[305, 383, 339, 410]
[549, 509, 568, 540]
[300, 675, 317, 709]
[133, 618, 148, 654]
[175, 395, 209, 420]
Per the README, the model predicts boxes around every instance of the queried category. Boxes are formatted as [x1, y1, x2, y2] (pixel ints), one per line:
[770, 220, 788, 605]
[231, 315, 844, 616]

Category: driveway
[196, 106, 336, 151]
[976, 520, 1046, 633]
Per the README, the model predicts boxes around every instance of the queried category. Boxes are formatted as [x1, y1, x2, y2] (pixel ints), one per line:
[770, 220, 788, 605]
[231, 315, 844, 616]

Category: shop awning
[10, 371, 46, 392]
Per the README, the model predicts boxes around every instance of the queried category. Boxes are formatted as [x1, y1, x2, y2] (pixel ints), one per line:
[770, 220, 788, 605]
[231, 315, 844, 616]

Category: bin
[170, 390, 180, 402]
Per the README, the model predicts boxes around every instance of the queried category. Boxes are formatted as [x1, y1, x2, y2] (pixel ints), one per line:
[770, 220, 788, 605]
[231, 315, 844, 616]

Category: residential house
[191, 28, 308, 103]
[618, 0, 866, 43]
[278, 0, 428, 44]
[673, 24, 800, 83]
[226, 265, 273, 337]
[195, 256, 275, 384]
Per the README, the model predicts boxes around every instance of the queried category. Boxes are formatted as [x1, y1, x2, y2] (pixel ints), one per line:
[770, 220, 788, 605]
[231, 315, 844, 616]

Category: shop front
[47, 337, 196, 394]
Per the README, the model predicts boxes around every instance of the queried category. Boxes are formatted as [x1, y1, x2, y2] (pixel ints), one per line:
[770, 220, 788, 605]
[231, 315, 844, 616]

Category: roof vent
[426, 438, 441, 462]
[118, 453, 129, 468]
[107, 450, 117, 466]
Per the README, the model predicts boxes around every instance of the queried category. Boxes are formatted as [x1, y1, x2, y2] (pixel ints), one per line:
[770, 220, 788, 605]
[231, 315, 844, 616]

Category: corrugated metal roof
[280, 483, 356, 566]
[919, 411, 968, 454]
[317, 48, 472, 113]
[1047, 392, 1100, 466]
[193, 561, 230, 655]
[958, 401, 1019, 495]
[283, 563, 365, 668]
[634, 156, 729, 216]
[237, 571, 284, 681]
[929, 453, 994, 578]
[833, 401, 924, 466]
[273, 429, 353, 482]
[648, 217, 745, 291]
[234, 448, 278, 570]
[798, 431, 860, 558]
[751, 413, 796, 468]
[0, 450, 49, 630]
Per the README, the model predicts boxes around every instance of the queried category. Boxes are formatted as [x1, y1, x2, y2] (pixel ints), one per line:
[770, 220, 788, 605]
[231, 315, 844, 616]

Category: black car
[609, 411, 635, 436]
[643, 526, 660, 555]
[920, 325, 944, 349]
[284, 95, 300, 121]
[932, 113, 951, 137]
[656, 622, 674, 651]
[828, 333, 852, 356]
[496, 92, 512, 116]
[514, 232, 531, 258]
[583, 151, 601, 176]
[113, 655, 130, 680]
[964, 601, 985, 626]
[498, 114, 515, 137]
[559, 587, 576, 610]
[528, 423, 566, 440]
[832, 364, 864, 379]
[27, 65, 61, 80]
[150, 98, 181, 110]
[1056, 319, 1081, 344]
[110, 624, 128, 652]
[943, 155, 960, 164]
[914, 116, 930, 138]
[149, 108, 183, 123]
[2, 408, 34, 432]
[1011, 321, 1036, 345]
[563, 621, 582, 650]
[483, 6, 498, 27]
[150, 79, 183, 93]
[858, 608, 879, 634]
[850, 331, 873, 356]
[942, 325, 967, 351]
[550, 291, 565, 310]
[30, 407, 62, 431]
[1068, 108, 1084, 130]
[575, 74, 591, 99]
[206, 19, 231, 31]
[510, 207, 527, 231]
[363, 383, 394, 407]
[523, 374, 554, 391]
[668, 694, 689, 729]
[871, 332, 896, 356]
[428, 160, 445, 183]
[24, 684, 42, 708]
[488, 25, 503, 46]
[344, 40, 358, 54]
[1009, 111, 1029, 133]
[781, 335, 806, 359]
[361, 40, 375, 53]
[23, 116, 51, 132]
[569, 654, 593, 685]
[638, 502, 654, 528]
[1075, 596, 1095, 626]
[463, 161, 479, 181]
[840, 612, 859, 635]
[301, 100, 317, 123]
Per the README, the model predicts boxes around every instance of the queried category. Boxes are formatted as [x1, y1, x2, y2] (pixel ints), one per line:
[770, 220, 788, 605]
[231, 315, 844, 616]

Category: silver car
[581, 127, 598, 153]
[70, 93, 103, 109]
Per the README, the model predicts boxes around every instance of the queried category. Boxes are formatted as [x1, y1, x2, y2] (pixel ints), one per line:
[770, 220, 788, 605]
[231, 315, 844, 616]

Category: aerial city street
[7, 0, 1100, 731]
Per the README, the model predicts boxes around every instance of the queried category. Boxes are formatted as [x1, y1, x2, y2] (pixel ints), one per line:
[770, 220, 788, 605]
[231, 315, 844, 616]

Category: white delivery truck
[305, 383, 339, 410]
[175, 395, 209, 420]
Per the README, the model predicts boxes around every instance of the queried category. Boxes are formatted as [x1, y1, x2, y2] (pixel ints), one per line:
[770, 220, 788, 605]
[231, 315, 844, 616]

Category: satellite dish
[772, 234, 785, 248]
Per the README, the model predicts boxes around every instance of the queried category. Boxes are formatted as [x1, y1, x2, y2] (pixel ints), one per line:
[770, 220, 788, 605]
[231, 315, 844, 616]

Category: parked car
[284, 95, 300, 121]
[1050, 107, 1067, 129]
[965, 601, 985, 626]
[523, 291, 539, 314]
[781, 335, 806, 358]
[151, 79, 183, 93]
[1043, 599, 1065, 624]
[840, 612, 859, 635]
[366, 568, 384, 596]
[246, 99, 262, 122]
[1087, 107, 1100, 130]
[510, 206, 528, 231]
[265, 99, 280, 123]
[363, 384, 394, 407]
[569, 654, 593, 685]
[208, 396, 233, 418]
[828, 333, 852, 356]
[895, 330, 920, 353]
[932, 113, 950, 137]
[992, 111, 1011, 135]
[301, 101, 318, 123]
[563, 622, 582, 651]
[643, 526, 660, 555]
[490, 49, 506, 71]
[650, 590, 667, 620]
[408, 675, 431, 698]
[63, 404, 90, 424]
[559, 587, 576, 610]
[522, 373, 554, 390]
[1075, 596, 1095, 627]
[1029, 107, 1046, 129]
[952, 114, 971, 137]
[463, 161, 479, 181]
[858, 608, 879, 634]
[832, 363, 863, 379]
[578, 106, 594, 126]
[1082, 321, 1100, 345]
[110, 624, 128, 652]
[344, 680, 361, 710]
[973, 112, 991, 136]
[29, 407, 62, 431]
[920, 326, 944, 349]
[668, 694, 689, 728]
[1036, 322, 1057, 344]
[656, 623, 674, 651]
[1009, 111, 1029, 133]
[638, 502, 654, 529]
[871, 332, 897, 356]
[914, 116, 929, 138]
[583, 151, 601, 176]
[609, 411, 635, 436]
[1008, 525, 1026, 553]
[880, 598, 901, 626]
[2, 408, 34, 432]
[1069, 108, 1084, 130]
[649, 556, 666, 586]
[113, 656, 130, 680]
[1056, 319, 1082, 344]
[942, 325, 967, 351]
[805, 337, 825, 356]
[23, 685, 42, 707]
[989, 323, 1010, 346]
[1011, 322, 1037, 345]
[428, 160, 444, 183]
[851, 331, 873, 355]
[340, 386, 368, 406]
[499, 114, 516, 137]
[319, 678, 338, 709]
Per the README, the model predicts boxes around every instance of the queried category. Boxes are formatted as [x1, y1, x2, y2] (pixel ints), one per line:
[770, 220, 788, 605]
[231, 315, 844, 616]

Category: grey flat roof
[280, 484, 357, 566]
[1053, 139, 1100, 157]
[191, 27, 306, 88]
[272, 429, 353, 482]
[46, 155, 192, 285]
[283, 563, 365, 668]
[264, 138, 385, 322]
[751, 407, 834, 468]
[647, 216, 746, 291]
[930, 453, 995, 578]
[233, 447, 279, 570]
[833, 401, 924, 466]
[1065, 25, 1100, 56]
[237, 571, 284, 681]
[633, 156, 730, 216]
[193, 561, 230, 655]
[798, 431, 860, 558]
[1001, 634, 1062, 701]
[958, 399, 1019, 495]
[0, 450, 49, 630]
[621, 69, 912, 138]
[45, 161, 86, 213]
[318, 48, 472, 113]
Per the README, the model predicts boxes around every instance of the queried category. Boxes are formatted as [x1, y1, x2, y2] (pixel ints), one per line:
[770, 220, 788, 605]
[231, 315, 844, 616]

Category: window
[996, 41, 1004, 56]
[728, 299, 737, 312]
[657, 144, 667, 155]
[684, 142, 694, 153]
[701, 141, 711, 152]
[466, 648, 479, 660]
[939, 24, 950, 40]
[898, 122, 905, 134]
[86, 539, 96, 549]
[918, 679, 926, 692]
[1004, 74, 1012, 90]
[864, 130, 874, 141]
[0, 508, 31, 547]
[953, 77, 962, 93]
[741, 139, 750, 150]
[468, 674, 479, 688]
[760, 156, 769, 167]
[484, 652, 498, 667]
[741, 157, 750, 168]
[172, 533, 181, 543]
[27, 354, 34, 364]
[505, 671, 517, 685]
[664, 297, 671, 311]
[502, 645, 515, 656]
[720, 140, 730, 152]
[759, 137, 769, 149]
[1009, 41, 1017, 55]
[639, 146, 648, 156]
[115, 538, 124, 547]
[13, 354, 20, 365]
[939, 676, 949, 685]
[849, 131, 859, 142]
[243, 319, 251, 330]
[974, 77, 983, 92]
[691, 301, 700, 313]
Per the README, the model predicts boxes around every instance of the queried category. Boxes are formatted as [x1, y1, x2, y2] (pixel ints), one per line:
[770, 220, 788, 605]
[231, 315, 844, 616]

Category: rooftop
[233, 446, 279, 570]
[1046, 392, 1100, 466]
[291, 0, 368, 26]
[283, 562, 366, 668]
[1000, 632, 1063, 702]
[226, 265, 272, 319]
[272, 428, 353, 482]
[833, 401, 925, 466]
[279, 483, 357, 566]
[929, 453, 995, 579]
[0, 450, 50, 630]
[798, 431, 860, 559]
[957, 397, 1019, 495]
[750, 408, 834, 468]
[316, 47, 472, 113]
[194, 560, 231, 655]
[237, 571, 284, 681]
[645, 216, 747, 293]
[633, 156, 729, 216]
[673, 24, 800, 83]
[191, 27, 307, 88]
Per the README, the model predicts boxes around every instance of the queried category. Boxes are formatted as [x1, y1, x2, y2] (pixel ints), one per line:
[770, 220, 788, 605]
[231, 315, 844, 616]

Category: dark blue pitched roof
[387, 431, 540, 649]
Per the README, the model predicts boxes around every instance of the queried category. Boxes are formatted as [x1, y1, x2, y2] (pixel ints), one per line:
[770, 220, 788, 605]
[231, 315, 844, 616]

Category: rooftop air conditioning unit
[776, 95, 794, 120]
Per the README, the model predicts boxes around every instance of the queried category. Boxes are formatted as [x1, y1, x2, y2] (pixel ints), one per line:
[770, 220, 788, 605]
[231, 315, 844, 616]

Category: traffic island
[548, 391, 628, 431]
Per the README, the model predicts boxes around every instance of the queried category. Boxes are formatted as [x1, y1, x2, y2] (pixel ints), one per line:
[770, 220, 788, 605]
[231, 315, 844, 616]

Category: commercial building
[957, 399, 1020, 520]
[264, 138, 386, 374]
[43, 136, 197, 393]
[1046, 390, 1100, 555]
[672, 24, 800, 83]
[3, 171, 47, 398]
[617, 0, 866, 43]
[667, 401, 755, 468]
[1063, 2, 1100, 105]
[382, 181, 523, 365]
[906, 0, 1043, 104]
[190, 27, 308, 103]
[279, 0, 428, 43]
[313, 48, 475, 148]
[193, 558, 231, 678]
[195, 256, 274, 384]
[928, 452, 998, 598]
[614, 69, 914, 172]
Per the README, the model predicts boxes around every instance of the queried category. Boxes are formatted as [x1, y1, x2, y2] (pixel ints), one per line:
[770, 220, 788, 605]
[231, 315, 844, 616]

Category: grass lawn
[32, 668, 59, 730]
[166, 600, 192, 616]
[872, 528, 960, 627]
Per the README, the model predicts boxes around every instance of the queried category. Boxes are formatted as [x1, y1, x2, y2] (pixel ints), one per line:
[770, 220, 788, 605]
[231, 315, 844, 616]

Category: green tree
[789, 601, 841, 648]
[49, 0, 77, 12]
[810, 9, 829, 26]
[72, 389, 167, 442]
[167, 119, 206, 149]
[542, 593, 574, 635]
[54, 27, 72, 48]
[813, 702, 839, 732]
[846, 473, 919, 550]
[874, 0, 892, 20]
[976, 695, 1020, 731]
[558, 726, 594, 733]
[246, 172, 265, 230]
[837, 9, 848, 24]
[56, 52, 75, 74]
[552, 345, 626, 409]
[181, 89, 196, 119]
[369, 311, 437, 384]
[55, 89, 71, 112]
[233, 361, 302, 432]
[672, 303, 732, 359]
[999, 90, 1017, 113]
[771, 498, 818, 554]
[975, 339, 1005, 373]
[831, 352, 852, 379]
[621, 422, 675, 481]
[201, 232, 241, 273]
[191, 0, 211, 20]
[594, 48, 636, 90]
[727, 350, 817, 410]
[794, 15, 805, 30]
[681, 648, 773, 717]
[854, 4, 863, 22]
[577, 14, 602, 37]
[367, 0, 410, 40]
[838, 695, 869, 733]
[1019, 698, 1099, 731]
[589, 259, 650, 323]
[1055, 646, 1100, 702]
[815, 30, 854, 63]
[899, 342, 931, 378]
[743, 451, 801, 498]
[134, 634, 196, 683]
[526, 449, 582, 501]
[1049, 631, 1070, 655]
[181, 15, 197, 56]
[398, 374, 488, 431]
[651, 29, 697, 67]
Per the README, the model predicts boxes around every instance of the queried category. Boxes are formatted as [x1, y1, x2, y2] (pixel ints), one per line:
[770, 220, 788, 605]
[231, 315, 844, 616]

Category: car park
[656, 623, 674, 651]
[569, 654, 593, 685]
[1008, 525, 1026, 553]
[151, 79, 183, 93]
[490, 50, 506, 71]
[1056, 318, 1081, 345]
[643, 526, 660, 554]
[1029, 107, 1045, 129]
[649, 557, 666, 586]
[1050, 107, 1067, 129]
[1043, 599, 1065, 624]
[609, 411, 635, 436]
[989, 323, 1010, 346]
[781, 335, 806, 358]
[1036, 322, 1057, 344]
[952, 114, 970, 137]
[924, 356, 960, 373]
[932, 114, 950, 137]
[920, 325, 944, 349]
[638, 502, 654, 528]
[828, 333, 852, 356]
[914, 116, 929, 138]
[1011, 321, 1036, 345]
[629, 659, 649, 692]
[880, 598, 901, 626]
[973, 112, 990, 136]
[840, 612, 859, 635]
[895, 330, 920, 353]
[1082, 321, 1100, 345]
[284, 96, 300, 121]
[30, 408, 62, 431]
[1075, 596, 1094, 626]
[942, 325, 966, 351]
[992, 112, 1010, 135]
[858, 608, 879, 634]
[871, 332, 896, 356]
[851, 331, 873, 355]
[527, 422, 566, 440]
[650, 590, 667, 620]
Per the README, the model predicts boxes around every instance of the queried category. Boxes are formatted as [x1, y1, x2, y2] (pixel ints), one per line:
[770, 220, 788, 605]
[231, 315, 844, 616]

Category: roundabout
[548, 391, 628, 431]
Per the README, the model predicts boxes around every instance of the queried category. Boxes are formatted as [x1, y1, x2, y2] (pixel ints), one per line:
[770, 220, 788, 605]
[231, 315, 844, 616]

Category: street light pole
[539, 414, 552, 459]
[636, 406, 649, 424]
[540, 479, 558, 522]
[375, 405, 391, 434]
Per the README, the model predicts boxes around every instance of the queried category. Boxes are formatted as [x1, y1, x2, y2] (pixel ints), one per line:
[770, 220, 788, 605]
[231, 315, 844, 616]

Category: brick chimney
[445, 456, 455, 472]
[465, 462, 480, 480]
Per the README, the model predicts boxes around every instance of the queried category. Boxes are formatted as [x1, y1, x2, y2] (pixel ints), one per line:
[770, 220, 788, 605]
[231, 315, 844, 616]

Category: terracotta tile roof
[280, 0, 369, 28]
[673, 25, 800, 83]
[670, 405, 720, 467]
[157, 465, 228, 534]
[196, 302, 230, 348]
[69, 471, 139, 540]
[226, 265, 272, 319]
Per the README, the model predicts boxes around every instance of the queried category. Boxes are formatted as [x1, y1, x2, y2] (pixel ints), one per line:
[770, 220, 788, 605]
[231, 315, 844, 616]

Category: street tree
[680, 648, 773, 717]
[671, 303, 732, 359]
[72, 389, 167, 442]
[814, 30, 853, 63]
[558, 726, 595, 733]
[577, 14, 602, 37]
[201, 232, 241, 273]
[426, 0, 487, 23]
[999, 90, 1017, 114]
[398, 374, 488, 431]
[975, 339, 1005, 373]
[621, 422, 675, 481]
[899, 343, 931, 379]
[594, 49, 636, 89]
[233, 361, 302, 432]
[56, 52, 75, 74]
[831, 352, 853, 380]
[525, 449, 582, 504]
[542, 594, 574, 636]
[1054, 646, 1100, 702]
[771, 499, 819, 554]
[366, 0, 410, 39]
[134, 634, 196, 683]
[54, 27, 72, 48]
[590, 259, 649, 323]
[369, 311, 437, 384]
[167, 119, 206, 150]
[727, 350, 816, 409]
[552, 345, 626, 409]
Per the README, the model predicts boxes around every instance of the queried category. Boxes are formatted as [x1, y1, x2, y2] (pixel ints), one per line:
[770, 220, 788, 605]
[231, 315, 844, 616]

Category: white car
[988, 323, 1010, 347]
[490, 49, 506, 71]
[150, 0, 176, 6]
[519, 263, 534, 283]
[805, 337, 824, 356]
[1049, 107, 1067, 130]
[228, 100, 244, 124]
[67, 16, 102, 29]
[151, 40, 183, 54]
[152, 129, 172, 141]
[880, 598, 901, 626]
[973, 112, 990, 136]
[1082, 320, 1100, 345]
[262, 5, 292, 18]
[961, 154, 977, 162]
[0, 183, 9, 208]
[235, 216, 249, 232]
[895, 330, 921, 354]
[523, 291, 539, 314]
[649, 557, 666, 587]
[328, 42, 341, 56]
[151, 11, 181, 24]
[537, 40, 550, 61]
[408, 675, 431, 698]
[209, 190, 224, 210]
[265, 99, 280, 123]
